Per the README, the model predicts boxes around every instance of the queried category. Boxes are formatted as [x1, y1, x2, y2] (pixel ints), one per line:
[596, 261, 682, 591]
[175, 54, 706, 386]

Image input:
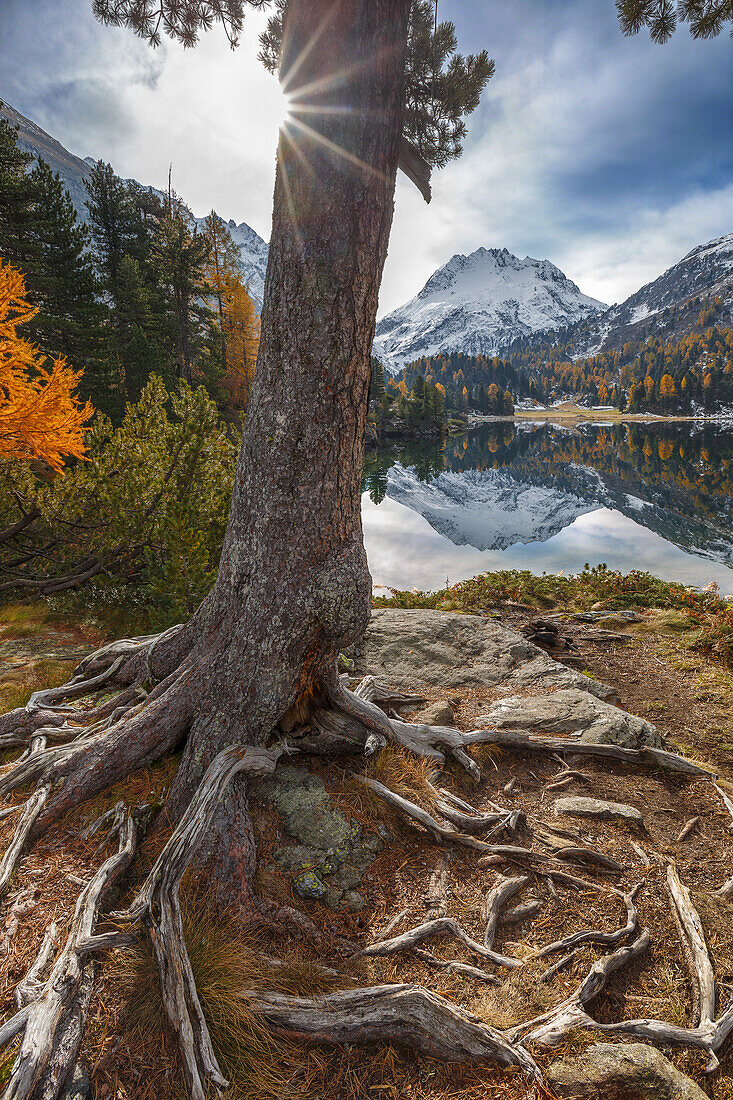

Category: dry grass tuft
[330, 745, 439, 830]
[465, 960, 560, 1030]
[366, 745, 436, 804]
[101, 889, 343, 1099]
[630, 609, 696, 635]
[0, 659, 71, 715]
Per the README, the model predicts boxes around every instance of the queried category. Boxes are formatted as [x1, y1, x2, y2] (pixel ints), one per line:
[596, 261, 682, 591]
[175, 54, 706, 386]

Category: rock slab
[479, 687, 661, 750]
[361, 609, 616, 700]
[257, 766, 381, 912]
[554, 796, 644, 826]
[415, 700, 455, 727]
[547, 1042, 707, 1099]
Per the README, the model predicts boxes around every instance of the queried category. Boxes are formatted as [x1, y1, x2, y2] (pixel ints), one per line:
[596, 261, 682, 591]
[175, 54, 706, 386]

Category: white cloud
[2, 0, 732, 316]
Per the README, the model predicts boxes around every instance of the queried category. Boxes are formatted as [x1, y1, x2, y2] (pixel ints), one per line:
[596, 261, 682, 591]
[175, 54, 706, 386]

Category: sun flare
[274, 84, 295, 132]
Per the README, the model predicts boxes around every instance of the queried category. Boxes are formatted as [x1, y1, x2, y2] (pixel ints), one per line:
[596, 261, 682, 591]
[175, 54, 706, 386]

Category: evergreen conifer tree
[0, 107, 42, 275]
[19, 160, 113, 412]
[151, 194, 212, 383]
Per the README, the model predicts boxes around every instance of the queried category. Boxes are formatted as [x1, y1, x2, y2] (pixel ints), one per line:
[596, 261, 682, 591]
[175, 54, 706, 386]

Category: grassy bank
[374, 564, 733, 667]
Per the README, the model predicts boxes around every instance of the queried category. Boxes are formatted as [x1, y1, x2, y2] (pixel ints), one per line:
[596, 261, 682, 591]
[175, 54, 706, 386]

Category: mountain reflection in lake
[361, 420, 733, 594]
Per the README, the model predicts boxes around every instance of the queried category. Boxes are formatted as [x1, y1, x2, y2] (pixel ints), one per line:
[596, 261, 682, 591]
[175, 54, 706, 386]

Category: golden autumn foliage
[220, 281, 260, 410]
[0, 259, 93, 473]
[659, 372, 676, 398]
[202, 211, 260, 411]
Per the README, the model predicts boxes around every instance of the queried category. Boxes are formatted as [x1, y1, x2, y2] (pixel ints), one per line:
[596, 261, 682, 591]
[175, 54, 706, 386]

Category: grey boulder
[547, 1042, 707, 1099]
[258, 766, 353, 850]
[478, 687, 661, 749]
[362, 609, 615, 700]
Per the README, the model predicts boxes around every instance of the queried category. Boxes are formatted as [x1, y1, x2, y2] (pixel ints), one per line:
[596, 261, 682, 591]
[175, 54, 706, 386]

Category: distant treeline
[0, 105, 259, 421]
[369, 356, 513, 434]
[391, 308, 733, 414]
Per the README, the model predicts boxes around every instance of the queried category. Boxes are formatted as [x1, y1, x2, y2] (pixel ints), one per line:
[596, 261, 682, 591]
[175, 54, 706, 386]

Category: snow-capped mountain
[374, 247, 607, 373]
[511, 231, 733, 363]
[579, 231, 733, 355]
[193, 215, 269, 308]
[0, 101, 270, 308]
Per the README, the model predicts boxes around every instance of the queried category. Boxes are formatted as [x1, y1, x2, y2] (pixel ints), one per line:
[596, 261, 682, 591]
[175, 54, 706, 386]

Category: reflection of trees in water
[364, 422, 733, 529]
[363, 438, 446, 503]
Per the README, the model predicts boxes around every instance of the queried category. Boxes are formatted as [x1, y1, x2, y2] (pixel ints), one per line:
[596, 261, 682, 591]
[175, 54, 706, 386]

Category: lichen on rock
[257, 765, 382, 911]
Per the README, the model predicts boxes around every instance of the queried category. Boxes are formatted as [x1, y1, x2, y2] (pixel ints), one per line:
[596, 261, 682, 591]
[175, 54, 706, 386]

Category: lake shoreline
[470, 409, 733, 424]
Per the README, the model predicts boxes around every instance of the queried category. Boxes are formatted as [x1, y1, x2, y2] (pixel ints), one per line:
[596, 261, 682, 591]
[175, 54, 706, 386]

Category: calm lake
[361, 420, 733, 595]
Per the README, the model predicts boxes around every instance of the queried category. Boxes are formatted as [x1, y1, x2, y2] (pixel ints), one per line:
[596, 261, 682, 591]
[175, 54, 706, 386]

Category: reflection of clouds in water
[363, 495, 733, 595]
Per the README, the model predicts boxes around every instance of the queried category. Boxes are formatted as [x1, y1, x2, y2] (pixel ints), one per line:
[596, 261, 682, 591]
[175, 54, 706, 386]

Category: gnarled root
[0, 665, 194, 847]
[533, 883, 642, 958]
[324, 674, 496, 779]
[0, 624, 188, 753]
[509, 930, 652, 1046]
[360, 914, 523, 970]
[248, 983, 542, 1078]
[113, 743, 285, 1100]
[1, 809, 136, 1100]
[0, 647, 730, 1099]
[317, 672, 712, 786]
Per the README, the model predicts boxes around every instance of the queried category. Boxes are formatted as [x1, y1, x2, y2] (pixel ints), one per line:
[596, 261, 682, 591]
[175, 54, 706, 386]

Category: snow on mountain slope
[1, 100, 94, 222]
[555, 231, 733, 359]
[192, 215, 269, 308]
[615, 232, 733, 321]
[385, 465, 597, 550]
[374, 247, 606, 373]
[0, 101, 270, 309]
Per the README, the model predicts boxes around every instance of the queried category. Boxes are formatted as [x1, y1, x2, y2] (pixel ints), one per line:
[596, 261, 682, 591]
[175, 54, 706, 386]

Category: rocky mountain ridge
[374, 246, 607, 373]
[0, 100, 270, 308]
[574, 230, 733, 357]
[375, 233, 733, 375]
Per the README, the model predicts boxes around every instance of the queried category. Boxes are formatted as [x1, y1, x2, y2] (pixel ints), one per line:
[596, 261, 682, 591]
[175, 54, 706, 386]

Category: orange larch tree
[220, 280, 260, 410]
[0, 258, 93, 472]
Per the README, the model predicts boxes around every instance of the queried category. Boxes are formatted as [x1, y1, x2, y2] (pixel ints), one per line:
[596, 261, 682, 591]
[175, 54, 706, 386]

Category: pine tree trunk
[166, 0, 412, 809]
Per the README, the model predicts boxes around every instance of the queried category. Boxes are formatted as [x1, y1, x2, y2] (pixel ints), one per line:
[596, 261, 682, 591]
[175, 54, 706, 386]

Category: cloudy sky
[1, 0, 732, 314]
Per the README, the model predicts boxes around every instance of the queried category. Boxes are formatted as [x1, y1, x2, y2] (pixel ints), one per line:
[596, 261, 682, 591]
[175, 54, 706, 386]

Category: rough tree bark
[2, 0, 414, 853]
[164, 0, 413, 809]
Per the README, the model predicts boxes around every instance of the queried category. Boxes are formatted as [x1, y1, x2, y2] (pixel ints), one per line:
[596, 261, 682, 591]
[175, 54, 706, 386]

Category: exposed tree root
[483, 875, 528, 949]
[113, 743, 285, 1100]
[359, 776, 624, 877]
[714, 782, 733, 899]
[0, 643, 730, 1097]
[533, 883, 642, 958]
[15, 922, 60, 1009]
[1, 808, 136, 1099]
[508, 930, 653, 1046]
[507, 866, 733, 1072]
[468, 725, 715, 777]
[412, 948, 502, 985]
[247, 983, 542, 1078]
[0, 888, 39, 959]
[360, 914, 523, 970]
[325, 676, 502, 779]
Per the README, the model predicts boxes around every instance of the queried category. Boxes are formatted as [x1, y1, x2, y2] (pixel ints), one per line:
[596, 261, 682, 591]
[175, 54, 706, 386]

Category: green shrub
[0, 376, 237, 625]
[374, 564, 733, 668]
